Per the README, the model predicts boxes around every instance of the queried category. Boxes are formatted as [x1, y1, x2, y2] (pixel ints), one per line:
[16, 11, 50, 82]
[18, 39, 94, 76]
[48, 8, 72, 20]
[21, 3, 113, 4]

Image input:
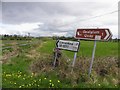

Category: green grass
[0, 62, 2, 88]
[38, 40, 56, 54]
[39, 40, 118, 58]
[2, 39, 119, 88]
[2, 71, 66, 88]
[79, 41, 118, 57]
[2, 43, 64, 88]
[2, 44, 32, 73]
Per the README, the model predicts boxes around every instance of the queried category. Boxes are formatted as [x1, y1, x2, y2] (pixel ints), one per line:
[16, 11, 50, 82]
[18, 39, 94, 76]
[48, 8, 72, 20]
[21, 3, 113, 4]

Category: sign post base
[88, 40, 97, 77]
[71, 52, 77, 73]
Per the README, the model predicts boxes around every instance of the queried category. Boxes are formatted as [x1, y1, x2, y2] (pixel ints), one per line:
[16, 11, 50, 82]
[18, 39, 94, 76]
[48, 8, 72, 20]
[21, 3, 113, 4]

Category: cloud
[2, 2, 114, 24]
[0, 2, 2, 23]
[1, 22, 43, 35]
[1, 2, 118, 38]
[52, 32, 67, 36]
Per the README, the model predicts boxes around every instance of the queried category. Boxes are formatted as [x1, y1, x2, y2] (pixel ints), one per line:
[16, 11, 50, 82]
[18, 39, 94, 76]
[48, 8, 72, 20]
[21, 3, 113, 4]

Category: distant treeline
[0, 34, 120, 42]
[52, 36, 120, 42]
[0, 34, 33, 40]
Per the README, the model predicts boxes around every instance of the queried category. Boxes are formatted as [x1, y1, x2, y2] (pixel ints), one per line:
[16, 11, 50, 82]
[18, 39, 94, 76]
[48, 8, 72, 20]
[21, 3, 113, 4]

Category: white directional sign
[56, 40, 80, 52]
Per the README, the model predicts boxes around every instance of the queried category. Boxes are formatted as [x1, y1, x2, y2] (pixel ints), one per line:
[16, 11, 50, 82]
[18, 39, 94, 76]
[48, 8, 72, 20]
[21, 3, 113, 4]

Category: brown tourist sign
[75, 28, 112, 41]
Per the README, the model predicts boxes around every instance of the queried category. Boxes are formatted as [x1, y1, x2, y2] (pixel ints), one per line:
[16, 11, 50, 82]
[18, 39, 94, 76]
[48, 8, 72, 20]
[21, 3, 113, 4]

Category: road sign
[75, 28, 112, 41]
[56, 40, 80, 52]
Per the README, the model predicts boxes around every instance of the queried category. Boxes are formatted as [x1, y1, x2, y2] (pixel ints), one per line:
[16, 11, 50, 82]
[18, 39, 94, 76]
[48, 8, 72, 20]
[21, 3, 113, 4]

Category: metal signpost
[55, 40, 80, 69]
[72, 52, 77, 68]
[75, 28, 112, 77]
[71, 52, 77, 73]
[88, 40, 97, 77]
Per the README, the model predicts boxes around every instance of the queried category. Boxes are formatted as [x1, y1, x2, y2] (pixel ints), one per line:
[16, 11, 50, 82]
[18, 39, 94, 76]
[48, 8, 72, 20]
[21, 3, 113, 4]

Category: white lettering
[83, 30, 100, 34]
[84, 34, 93, 38]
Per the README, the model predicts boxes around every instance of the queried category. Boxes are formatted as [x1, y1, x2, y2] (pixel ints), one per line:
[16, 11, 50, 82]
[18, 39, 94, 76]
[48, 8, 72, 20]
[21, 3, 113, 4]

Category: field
[1, 38, 119, 88]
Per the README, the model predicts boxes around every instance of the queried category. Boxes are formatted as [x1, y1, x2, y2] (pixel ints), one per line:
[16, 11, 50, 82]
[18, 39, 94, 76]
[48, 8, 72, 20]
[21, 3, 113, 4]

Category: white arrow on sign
[104, 30, 109, 40]
[104, 29, 112, 40]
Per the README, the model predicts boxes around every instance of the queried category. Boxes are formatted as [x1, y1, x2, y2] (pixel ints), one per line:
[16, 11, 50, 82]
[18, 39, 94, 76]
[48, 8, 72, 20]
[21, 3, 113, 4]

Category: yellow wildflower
[29, 84, 31, 86]
[32, 73, 34, 76]
[34, 80, 36, 82]
[115, 85, 117, 87]
[23, 78, 25, 80]
[49, 80, 52, 82]
[52, 84, 54, 87]
[39, 79, 41, 81]
[98, 84, 101, 86]
[58, 80, 60, 83]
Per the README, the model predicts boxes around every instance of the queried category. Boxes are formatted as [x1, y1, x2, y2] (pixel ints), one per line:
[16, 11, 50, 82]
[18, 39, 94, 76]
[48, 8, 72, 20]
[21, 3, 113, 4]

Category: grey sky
[1, 1, 119, 38]
[2, 2, 109, 24]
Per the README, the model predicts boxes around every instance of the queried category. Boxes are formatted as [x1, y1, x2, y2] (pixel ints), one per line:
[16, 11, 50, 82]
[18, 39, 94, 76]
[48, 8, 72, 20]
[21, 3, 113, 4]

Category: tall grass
[2, 39, 119, 88]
